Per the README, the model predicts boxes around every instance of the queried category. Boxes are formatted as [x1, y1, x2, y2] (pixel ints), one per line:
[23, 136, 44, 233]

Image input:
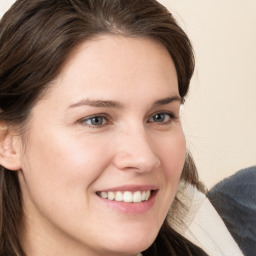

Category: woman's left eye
[79, 116, 108, 127]
[148, 112, 174, 124]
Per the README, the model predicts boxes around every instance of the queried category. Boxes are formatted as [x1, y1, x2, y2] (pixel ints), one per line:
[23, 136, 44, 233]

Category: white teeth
[107, 191, 115, 200]
[123, 191, 133, 202]
[115, 191, 123, 201]
[145, 190, 150, 200]
[98, 190, 152, 203]
[133, 191, 142, 203]
[141, 191, 146, 201]
[100, 192, 108, 199]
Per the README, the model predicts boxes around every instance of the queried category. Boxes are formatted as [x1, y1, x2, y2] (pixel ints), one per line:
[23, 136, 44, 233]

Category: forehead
[40, 35, 179, 108]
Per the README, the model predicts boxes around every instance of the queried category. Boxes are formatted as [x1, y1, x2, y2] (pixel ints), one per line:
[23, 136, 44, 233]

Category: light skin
[0, 35, 186, 256]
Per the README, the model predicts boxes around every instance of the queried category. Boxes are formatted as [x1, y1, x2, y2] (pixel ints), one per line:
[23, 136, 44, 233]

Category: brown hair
[0, 0, 206, 255]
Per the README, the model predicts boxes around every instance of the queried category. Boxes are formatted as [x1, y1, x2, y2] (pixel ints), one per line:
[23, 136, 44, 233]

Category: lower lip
[96, 191, 157, 214]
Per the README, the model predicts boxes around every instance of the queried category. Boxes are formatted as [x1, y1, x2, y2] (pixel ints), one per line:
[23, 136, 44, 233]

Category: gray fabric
[207, 166, 256, 256]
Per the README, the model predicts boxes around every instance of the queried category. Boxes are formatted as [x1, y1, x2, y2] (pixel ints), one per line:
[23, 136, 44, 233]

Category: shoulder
[208, 166, 256, 256]
[208, 166, 256, 202]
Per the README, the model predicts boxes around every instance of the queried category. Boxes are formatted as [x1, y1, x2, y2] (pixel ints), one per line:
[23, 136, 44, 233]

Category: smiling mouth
[96, 190, 154, 203]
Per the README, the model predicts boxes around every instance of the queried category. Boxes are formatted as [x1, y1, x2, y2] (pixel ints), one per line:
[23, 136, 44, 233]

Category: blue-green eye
[149, 113, 174, 123]
[81, 116, 107, 127]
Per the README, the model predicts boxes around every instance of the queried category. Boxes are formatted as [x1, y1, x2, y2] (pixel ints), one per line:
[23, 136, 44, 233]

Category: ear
[0, 121, 22, 171]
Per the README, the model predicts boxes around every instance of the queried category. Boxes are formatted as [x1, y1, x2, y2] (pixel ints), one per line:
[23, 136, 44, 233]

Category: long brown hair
[0, 0, 206, 255]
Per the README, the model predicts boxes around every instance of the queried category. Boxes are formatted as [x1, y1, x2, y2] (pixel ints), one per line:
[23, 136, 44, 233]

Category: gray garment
[207, 166, 256, 256]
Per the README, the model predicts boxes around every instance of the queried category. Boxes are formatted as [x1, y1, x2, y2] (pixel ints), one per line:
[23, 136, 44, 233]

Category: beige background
[1, 0, 256, 188]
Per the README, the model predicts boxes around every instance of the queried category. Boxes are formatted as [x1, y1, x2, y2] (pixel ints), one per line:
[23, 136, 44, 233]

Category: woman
[0, 0, 241, 256]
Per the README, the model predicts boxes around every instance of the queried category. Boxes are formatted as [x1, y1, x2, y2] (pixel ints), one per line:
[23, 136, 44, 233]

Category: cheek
[20, 127, 111, 200]
[149, 131, 186, 226]
[158, 131, 186, 179]
[19, 128, 114, 235]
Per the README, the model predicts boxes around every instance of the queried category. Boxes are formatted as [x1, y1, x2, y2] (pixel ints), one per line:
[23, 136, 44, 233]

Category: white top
[169, 182, 244, 256]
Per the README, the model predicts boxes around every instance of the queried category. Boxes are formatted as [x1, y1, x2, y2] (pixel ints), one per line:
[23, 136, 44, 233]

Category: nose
[112, 127, 161, 173]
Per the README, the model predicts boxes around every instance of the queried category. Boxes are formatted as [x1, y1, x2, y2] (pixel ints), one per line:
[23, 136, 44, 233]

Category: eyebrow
[68, 99, 123, 109]
[68, 95, 182, 109]
[153, 95, 183, 106]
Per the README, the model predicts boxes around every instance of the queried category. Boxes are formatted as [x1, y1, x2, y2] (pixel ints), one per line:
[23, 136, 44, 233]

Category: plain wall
[160, 0, 256, 188]
[1, 0, 256, 188]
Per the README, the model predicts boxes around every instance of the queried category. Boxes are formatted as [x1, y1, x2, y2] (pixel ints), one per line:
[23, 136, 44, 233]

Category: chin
[101, 225, 159, 255]
[103, 240, 153, 256]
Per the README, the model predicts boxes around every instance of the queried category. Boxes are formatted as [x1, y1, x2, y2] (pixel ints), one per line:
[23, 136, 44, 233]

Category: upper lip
[97, 185, 158, 192]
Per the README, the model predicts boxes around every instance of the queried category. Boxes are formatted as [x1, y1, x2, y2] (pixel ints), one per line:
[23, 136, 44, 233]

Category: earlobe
[0, 121, 22, 171]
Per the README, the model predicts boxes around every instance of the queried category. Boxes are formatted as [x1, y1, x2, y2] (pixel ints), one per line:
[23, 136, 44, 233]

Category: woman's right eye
[79, 115, 108, 128]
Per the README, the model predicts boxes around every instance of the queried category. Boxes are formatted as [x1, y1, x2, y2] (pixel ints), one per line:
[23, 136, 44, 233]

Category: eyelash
[78, 112, 177, 128]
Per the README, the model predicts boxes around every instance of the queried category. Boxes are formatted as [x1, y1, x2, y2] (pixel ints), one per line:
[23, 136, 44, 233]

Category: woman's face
[18, 36, 186, 256]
